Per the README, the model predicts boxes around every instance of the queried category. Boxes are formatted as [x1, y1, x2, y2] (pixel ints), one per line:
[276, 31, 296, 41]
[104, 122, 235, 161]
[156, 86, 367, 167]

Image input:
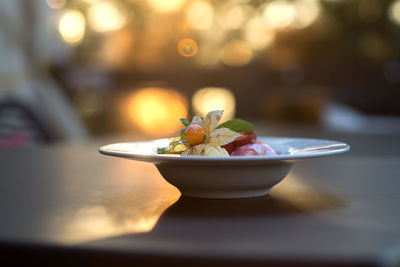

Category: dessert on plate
[158, 110, 277, 156]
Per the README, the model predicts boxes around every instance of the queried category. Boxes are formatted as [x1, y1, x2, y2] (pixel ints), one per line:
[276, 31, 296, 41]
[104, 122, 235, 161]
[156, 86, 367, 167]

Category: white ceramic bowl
[99, 137, 349, 199]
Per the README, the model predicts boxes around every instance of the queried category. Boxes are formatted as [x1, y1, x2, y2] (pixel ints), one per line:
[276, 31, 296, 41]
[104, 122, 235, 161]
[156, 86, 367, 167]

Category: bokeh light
[388, 0, 400, 26]
[217, 4, 254, 30]
[245, 17, 275, 50]
[148, 0, 186, 13]
[177, 38, 198, 57]
[88, 1, 127, 33]
[261, 0, 296, 29]
[124, 88, 188, 136]
[199, 24, 226, 43]
[221, 40, 253, 67]
[186, 1, 214, 30]
[192, 87, 236, 120]
[46, 0, 67, 9]
[292, 0, 320, 29]
[59, 10, 86, 44]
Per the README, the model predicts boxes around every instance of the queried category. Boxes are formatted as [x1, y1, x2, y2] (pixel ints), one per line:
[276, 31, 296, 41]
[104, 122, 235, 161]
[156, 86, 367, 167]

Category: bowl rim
[99, 136, 350, 163]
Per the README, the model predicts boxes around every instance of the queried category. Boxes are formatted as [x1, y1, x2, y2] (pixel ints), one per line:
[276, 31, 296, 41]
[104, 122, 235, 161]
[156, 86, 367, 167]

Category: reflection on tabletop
[55, 188, 180, 244]
[54, 168, 345, 245]
[71, 172, 345, 245]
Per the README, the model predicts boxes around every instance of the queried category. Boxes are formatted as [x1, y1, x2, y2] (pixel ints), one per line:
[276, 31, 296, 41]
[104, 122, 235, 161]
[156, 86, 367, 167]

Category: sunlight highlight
[186, 1, 214, 30]
[261, 0, 296, 29]
[192, 87, 236, 120]
[245, 17, 275, 50]
[88, 1, 126, 33]
[125, 88, 188, 136]
[292, 0, 320, 29]
[217, 4, 254, 30]
[389, 0, 400, 26]
[59, 10, 86, 44]
[148, 0, 186, 13]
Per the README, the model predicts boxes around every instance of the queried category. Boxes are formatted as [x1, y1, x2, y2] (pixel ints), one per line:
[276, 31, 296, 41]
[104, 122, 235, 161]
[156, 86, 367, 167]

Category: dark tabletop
[1, 127, 400, 266]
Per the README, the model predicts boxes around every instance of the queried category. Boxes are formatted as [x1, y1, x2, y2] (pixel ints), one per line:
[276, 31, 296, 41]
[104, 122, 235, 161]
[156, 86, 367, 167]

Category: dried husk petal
[203, 110, 223, 135]
[168, 137, 188, 152]
[209, 127, 240, 147]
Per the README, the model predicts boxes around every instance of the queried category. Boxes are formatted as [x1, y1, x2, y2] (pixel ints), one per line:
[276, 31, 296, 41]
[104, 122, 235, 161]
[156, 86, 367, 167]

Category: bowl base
[180, 188, 271, 199]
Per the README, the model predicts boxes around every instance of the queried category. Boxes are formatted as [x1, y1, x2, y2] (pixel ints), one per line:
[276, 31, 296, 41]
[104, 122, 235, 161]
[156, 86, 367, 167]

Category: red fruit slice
[233, 132, 257, 147]
[221, 142, 234, 154]
[221, 132, 257, 155]
[231, 141, 277, 156]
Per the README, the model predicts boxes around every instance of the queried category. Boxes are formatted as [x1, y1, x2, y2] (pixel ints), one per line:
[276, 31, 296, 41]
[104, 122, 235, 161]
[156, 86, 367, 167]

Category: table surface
[1, 126, 400, 266]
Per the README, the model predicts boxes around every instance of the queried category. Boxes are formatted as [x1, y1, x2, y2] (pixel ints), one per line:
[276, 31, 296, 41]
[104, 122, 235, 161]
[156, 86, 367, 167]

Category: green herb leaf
[179, 118, 190, 126]
[180, 126, 187, 137]
[216, 119, 255, 133]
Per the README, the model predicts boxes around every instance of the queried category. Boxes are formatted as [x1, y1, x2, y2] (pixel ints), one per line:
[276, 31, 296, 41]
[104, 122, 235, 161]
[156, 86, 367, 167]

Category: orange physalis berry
[184, 124, 205, 146]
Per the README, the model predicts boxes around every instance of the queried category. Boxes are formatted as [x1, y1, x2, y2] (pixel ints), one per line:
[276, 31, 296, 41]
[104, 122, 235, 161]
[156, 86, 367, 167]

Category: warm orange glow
[88, 1, 126, 33]
[58, 10, 86, 44]
[186, 1, 214, 30]
[177, 38, 198, 57]
[46, 0, 66, 9]
[148, 0, 186, 13]
[192, 87, 236, 120]
[125, 88, 188, 136]
[221, 40, 253, 67]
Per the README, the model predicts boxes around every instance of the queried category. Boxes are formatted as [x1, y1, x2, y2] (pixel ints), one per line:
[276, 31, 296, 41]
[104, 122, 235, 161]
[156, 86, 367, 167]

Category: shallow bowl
[99, 137, 349, 199]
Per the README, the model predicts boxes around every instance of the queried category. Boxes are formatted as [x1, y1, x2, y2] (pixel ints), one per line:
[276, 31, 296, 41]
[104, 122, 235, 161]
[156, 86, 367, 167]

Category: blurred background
[1, 0, 400, 147]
